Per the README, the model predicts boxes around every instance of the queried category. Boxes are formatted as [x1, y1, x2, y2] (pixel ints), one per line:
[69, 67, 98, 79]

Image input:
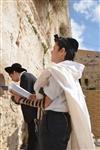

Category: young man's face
[51, 42, 66, 63]
[9, 71, 20, 82]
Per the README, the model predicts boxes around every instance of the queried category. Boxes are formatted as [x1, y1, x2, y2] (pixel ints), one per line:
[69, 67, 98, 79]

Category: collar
[19, 71, 26, 80]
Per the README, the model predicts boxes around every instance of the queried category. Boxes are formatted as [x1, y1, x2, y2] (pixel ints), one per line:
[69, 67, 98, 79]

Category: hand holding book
[11, 94, 21, 104]
[8, 83, 52, 108]
[8, 83, 31, 98]
[8, 83, 33, 104]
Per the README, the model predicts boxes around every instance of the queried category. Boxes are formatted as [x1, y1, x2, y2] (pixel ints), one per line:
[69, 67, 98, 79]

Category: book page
[8, 83, 31, 98]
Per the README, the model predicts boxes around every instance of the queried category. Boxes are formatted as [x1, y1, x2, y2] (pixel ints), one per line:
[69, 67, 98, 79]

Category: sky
[69, 0, 100, 51]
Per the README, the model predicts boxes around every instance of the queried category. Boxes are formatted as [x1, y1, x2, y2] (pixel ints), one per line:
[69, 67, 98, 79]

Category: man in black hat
[5, 63, 38, 150]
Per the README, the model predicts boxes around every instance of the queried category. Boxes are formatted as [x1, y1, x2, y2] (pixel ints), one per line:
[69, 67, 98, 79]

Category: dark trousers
[27, 120, 38, 150]
[39, 110, 71, 150]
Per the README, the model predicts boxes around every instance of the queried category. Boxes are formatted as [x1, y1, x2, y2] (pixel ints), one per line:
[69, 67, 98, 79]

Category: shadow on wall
[0, 73, 5, 96]
[7, 128, 19, 150]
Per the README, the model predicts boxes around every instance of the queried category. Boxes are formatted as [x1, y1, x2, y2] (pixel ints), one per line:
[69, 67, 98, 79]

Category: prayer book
[8, 83, 31, 98]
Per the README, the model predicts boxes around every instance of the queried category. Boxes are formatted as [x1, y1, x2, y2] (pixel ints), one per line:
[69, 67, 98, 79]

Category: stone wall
[75, 50, 100, 90]
[0, 0, 71, 149]
[75, 50, 100, 139]
[85, 90, 100, 138]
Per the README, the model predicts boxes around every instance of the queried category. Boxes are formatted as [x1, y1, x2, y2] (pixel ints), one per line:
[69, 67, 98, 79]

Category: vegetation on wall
[41, 42, 48, 54]
[59, 23, 68, 36]
[26, 14, 38, 35]
[26, 14, 49, 68]
[49, 0, 65, 12]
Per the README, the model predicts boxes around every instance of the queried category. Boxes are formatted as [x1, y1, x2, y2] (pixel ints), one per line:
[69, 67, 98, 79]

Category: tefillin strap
[19, 97, 45, 109]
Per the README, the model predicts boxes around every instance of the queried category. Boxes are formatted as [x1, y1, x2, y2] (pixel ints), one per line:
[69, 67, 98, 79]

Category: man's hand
[14, 94, 22, 104]
[44, 96, 52, 108]
[9, 89, 23, 104]
[11, 94, 21, 104]
[29, 94, 36, 100]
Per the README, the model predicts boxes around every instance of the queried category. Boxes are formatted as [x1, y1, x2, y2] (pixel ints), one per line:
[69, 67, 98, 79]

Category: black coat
[20, 71, 37, 123]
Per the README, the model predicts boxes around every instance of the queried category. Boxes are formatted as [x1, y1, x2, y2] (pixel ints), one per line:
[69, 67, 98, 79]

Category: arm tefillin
[19, 96, 46, 109]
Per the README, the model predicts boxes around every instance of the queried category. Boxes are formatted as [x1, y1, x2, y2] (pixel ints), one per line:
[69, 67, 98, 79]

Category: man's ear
[60, 48, 67, 56]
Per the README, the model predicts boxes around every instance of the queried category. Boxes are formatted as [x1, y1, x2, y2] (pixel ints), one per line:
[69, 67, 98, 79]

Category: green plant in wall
[26, 14, 38, 35]
[49, 0, 65, 12]
[59, 23, 67, 36]
[31, 25, 38, 34]
[41, 42, 48, 54]
[41, 42, 48, 68]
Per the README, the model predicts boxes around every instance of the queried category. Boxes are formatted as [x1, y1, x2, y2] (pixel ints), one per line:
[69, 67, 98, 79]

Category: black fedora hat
[5, 63, 27, 74]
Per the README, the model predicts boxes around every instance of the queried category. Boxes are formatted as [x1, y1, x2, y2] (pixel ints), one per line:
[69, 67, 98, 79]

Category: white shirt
[19, 71, 26, 80]
[44, 76, 68, 112]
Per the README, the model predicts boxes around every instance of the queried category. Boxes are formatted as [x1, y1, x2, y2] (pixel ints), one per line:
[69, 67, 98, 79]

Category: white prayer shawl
[34, 60, 95, 150]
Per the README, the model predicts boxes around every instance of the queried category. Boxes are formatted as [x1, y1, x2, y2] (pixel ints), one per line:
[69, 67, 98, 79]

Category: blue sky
[69, 0, 100, 51]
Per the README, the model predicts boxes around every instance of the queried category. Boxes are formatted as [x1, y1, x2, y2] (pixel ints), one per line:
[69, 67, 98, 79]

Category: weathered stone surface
[0, 0, 71, 149]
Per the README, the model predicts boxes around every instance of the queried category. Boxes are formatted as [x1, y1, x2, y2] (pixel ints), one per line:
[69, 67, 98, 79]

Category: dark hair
[54, 34, 79, 61]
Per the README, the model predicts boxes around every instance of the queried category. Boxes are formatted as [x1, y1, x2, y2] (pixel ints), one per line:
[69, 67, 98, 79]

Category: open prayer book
[8, 83, 31, 98]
